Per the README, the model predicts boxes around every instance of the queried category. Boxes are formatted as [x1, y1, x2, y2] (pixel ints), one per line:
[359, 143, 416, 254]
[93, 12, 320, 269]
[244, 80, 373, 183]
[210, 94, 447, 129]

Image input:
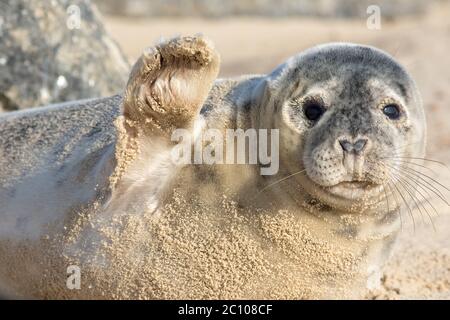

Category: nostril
[338, 138, 368, 153]
[353, 139, 367, 153]
[339, 139, 353, 152]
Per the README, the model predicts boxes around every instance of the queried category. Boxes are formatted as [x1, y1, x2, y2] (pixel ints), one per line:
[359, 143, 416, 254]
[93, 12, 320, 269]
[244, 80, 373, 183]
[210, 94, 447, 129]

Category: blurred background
[95, 0, 449, 76]
[0, 0, 449, 299]
[95, 0, 433, 18]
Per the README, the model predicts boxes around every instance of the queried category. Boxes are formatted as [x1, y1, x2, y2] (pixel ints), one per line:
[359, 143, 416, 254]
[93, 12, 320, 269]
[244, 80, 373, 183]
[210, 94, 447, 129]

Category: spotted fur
[0, 37, 426, 298]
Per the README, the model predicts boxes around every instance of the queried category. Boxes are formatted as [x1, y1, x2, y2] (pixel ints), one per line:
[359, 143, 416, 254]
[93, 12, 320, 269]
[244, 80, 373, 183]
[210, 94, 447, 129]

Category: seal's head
[256, 43, 426, 211]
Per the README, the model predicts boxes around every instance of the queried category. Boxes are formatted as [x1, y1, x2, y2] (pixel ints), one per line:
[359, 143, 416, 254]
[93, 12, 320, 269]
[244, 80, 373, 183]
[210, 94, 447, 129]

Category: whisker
[388, 173, 416, 233]
[398, 165, 450, 192]
[256, 169, 307, 195]
[395, 166, 450, 204]
[387, 165, 439, 218]
[393, 168, 448, 205]
[387, 141, 424, 154]
[388, 159, 437, 176]
[384, 162, 450, 205]
[382, 184, 390, 213]
[383, 156, 449, 170]
[386, 181, 403, 231]
[403, 182, 437, 232]
[389, 170, 436, 231]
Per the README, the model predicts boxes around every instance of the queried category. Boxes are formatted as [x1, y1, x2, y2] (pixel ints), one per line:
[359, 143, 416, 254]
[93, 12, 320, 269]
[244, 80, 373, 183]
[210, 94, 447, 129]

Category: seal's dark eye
[383, 104, 401, 120]
[304, 102, 325, 121]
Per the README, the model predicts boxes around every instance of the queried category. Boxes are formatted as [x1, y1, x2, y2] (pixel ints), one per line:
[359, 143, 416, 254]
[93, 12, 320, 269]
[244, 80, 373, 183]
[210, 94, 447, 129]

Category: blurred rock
[94, 0, 434, 18]
[0, 0, 130, 112]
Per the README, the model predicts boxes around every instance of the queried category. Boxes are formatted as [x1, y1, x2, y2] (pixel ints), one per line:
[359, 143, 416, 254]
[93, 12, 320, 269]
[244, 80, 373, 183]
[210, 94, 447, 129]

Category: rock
[0, 0, 130, 112]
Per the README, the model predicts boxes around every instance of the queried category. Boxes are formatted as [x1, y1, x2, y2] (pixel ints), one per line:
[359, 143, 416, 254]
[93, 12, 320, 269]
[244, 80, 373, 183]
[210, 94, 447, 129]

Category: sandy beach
[102, 3, 450, 299]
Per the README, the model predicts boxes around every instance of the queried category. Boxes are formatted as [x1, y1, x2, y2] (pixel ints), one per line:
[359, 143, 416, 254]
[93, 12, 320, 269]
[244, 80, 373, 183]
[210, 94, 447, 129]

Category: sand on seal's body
[0, 36, 429, 299]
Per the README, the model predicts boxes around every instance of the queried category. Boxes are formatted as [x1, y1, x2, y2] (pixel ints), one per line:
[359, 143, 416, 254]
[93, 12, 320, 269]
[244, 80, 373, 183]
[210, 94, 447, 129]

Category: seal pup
[0, 36, 428, 299]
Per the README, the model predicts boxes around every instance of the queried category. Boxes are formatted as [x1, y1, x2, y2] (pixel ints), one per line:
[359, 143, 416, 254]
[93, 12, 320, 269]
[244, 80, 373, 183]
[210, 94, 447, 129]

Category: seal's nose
[339, 138, 368, 154]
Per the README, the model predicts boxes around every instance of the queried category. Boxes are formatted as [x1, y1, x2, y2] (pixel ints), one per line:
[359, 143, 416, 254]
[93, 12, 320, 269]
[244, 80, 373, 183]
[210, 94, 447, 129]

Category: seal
[0, 36, 427, 299]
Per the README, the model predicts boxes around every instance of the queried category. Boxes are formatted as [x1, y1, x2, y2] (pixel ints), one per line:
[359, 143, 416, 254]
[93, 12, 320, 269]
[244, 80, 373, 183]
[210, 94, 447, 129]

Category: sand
[0, 172, 386, 299]
[100, 2, 450, 299]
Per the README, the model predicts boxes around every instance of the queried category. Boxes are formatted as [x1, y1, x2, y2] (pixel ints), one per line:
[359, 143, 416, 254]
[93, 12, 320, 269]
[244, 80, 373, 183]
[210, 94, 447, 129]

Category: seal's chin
[323, 180, 383, 200]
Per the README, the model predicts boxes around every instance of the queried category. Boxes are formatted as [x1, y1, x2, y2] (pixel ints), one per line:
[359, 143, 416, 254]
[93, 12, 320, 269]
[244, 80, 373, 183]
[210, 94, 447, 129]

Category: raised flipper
[123, 35, 220, 136]
[107, 36, 220, 215]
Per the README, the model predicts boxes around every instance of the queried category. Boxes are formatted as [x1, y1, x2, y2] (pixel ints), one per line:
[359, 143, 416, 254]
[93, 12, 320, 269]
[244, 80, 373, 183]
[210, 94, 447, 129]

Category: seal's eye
[383, 104, 401, 120]
[304, 102, 325, 121]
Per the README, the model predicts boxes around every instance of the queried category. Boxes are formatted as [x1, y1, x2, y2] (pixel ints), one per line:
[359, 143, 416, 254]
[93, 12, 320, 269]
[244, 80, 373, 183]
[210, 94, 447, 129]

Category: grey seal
[0, 36, 427, 299]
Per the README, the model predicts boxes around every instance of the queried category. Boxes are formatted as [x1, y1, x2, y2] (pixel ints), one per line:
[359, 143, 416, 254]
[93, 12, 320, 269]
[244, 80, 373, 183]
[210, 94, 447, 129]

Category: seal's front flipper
[106, 36, 220, 215]
[123, 35, 221, 136]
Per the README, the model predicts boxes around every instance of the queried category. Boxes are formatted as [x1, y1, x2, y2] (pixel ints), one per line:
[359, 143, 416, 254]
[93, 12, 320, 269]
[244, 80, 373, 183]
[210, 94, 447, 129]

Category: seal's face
[270, 44, 426, 210]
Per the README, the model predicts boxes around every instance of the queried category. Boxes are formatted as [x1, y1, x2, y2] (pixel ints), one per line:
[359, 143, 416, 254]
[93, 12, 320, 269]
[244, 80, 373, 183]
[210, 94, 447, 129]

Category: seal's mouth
[334, 181, 373, 189]
[324, 180, 383, 200]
